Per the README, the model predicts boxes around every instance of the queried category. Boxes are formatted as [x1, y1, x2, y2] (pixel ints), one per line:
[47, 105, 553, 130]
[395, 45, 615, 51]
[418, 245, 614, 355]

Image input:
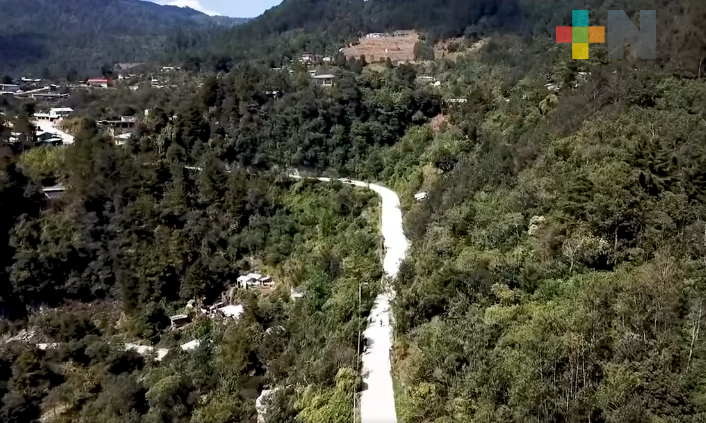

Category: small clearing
[343, 31, 420, 63]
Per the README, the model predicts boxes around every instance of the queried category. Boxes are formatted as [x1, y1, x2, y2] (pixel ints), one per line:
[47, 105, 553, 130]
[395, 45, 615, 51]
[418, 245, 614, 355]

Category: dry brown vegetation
[343, 31, 420, 62]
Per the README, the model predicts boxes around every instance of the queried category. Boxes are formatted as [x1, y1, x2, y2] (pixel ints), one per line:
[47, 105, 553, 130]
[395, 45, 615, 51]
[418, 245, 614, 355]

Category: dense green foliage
[4, 0, 706, 421]
[0, 0, 247, 75]
[0, 117, 381, 421]
[380, 37, 706, 423]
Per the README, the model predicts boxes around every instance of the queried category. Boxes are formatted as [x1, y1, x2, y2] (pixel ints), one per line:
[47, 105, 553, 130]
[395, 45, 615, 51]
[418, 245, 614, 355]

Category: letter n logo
[607, 10, 657, 60]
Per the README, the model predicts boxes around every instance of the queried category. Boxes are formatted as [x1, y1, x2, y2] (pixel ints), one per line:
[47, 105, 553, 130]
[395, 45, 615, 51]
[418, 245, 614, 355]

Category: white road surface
[34, 120, 75, 145]
[291, 175, 409, 423]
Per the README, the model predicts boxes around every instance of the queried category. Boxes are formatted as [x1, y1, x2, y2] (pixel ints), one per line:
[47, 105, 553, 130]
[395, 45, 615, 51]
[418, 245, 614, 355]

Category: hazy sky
[154, 0, 284, 17]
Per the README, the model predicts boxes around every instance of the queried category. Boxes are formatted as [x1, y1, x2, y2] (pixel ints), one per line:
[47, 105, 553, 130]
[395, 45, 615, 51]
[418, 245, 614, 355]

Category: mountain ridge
[0, 0, 248, 75]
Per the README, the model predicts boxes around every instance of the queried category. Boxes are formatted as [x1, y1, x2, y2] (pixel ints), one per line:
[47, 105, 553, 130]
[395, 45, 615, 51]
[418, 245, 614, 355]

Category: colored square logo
[556, 26, 572, 43]
[573, 27, 589, 43]
[573, 43, 589, 59]
[572, 10, 589, 27]
[588, 26, 605, 43]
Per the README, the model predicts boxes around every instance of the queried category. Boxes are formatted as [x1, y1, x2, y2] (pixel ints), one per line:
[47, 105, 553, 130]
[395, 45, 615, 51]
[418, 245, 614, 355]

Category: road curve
[291, 175, 408, 423]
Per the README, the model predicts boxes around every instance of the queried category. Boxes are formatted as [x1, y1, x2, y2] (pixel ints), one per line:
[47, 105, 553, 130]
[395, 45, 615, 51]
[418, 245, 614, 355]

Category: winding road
[291, 176, 408, 423]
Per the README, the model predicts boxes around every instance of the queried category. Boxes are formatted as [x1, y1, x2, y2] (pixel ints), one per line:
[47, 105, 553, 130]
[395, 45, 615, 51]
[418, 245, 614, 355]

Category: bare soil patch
[343, 31, 420, 63]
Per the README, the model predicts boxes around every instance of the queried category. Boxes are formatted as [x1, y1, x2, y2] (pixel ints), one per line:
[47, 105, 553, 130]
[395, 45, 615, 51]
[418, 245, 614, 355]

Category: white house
[237, 275, 253, 288]
[312, 74, 336, 87]
[414, 192, 428, 202]
[34, 108, 73, 122]
[42, 184, 66, 199]
[0, 84, 20, 93]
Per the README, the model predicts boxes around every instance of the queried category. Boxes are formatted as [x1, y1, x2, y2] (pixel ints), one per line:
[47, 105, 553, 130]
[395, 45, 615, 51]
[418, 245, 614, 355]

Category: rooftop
[170, 314, 189, 321]
[218, 304, 244, 319]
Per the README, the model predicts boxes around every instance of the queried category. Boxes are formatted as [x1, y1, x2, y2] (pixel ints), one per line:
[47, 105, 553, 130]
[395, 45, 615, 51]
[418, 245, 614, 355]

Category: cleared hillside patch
[343, 31, 420, 63]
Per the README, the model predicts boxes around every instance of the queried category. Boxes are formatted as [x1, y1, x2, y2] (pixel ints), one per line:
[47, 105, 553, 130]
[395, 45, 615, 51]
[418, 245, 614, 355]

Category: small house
[414, 192, 428, 202]
[301, 52, 316, 63]
[42, 184, 66, 199]
[246, 273, 263, 281]
[260, 276, 274, 287]
[0, 84, 20, 93]
[50, 108, 73, 119]
[237, 275, 253, 288]
[87, 78, 111, 88]
[34, 108, 73, 122]
[170, 314, 191, 328]
[312, 74, 336, 87]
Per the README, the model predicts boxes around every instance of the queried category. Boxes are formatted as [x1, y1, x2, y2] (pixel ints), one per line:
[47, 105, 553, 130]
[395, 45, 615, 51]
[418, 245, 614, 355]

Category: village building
[26, 92, 69, 101]
[34, 107, 73, 122]
[170, 314, 191, 328]
[86, 78, 111, 88]
[42, 184, 66, 199]
[312, 73, 336, 87]
[97, 116, 137, 131]
[0, 84, 20, 93]
[414, 192, 428, 202]
[237, 273, 276, 289]
[300, 52, 316, 63]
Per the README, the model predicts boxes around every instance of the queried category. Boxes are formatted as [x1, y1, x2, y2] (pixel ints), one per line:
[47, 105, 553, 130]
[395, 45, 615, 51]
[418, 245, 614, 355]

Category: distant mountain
[0, 0, 248, 75]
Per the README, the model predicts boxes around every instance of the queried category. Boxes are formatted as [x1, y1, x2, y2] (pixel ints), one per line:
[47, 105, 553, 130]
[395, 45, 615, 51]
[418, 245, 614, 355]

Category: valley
[2, 0, 706, 422]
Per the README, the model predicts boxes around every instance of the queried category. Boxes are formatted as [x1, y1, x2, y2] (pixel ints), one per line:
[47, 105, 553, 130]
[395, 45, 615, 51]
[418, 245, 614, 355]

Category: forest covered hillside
[4, 0, 706, 421]
[171, 0, 706, 78]
[0, 0, 247, 75]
